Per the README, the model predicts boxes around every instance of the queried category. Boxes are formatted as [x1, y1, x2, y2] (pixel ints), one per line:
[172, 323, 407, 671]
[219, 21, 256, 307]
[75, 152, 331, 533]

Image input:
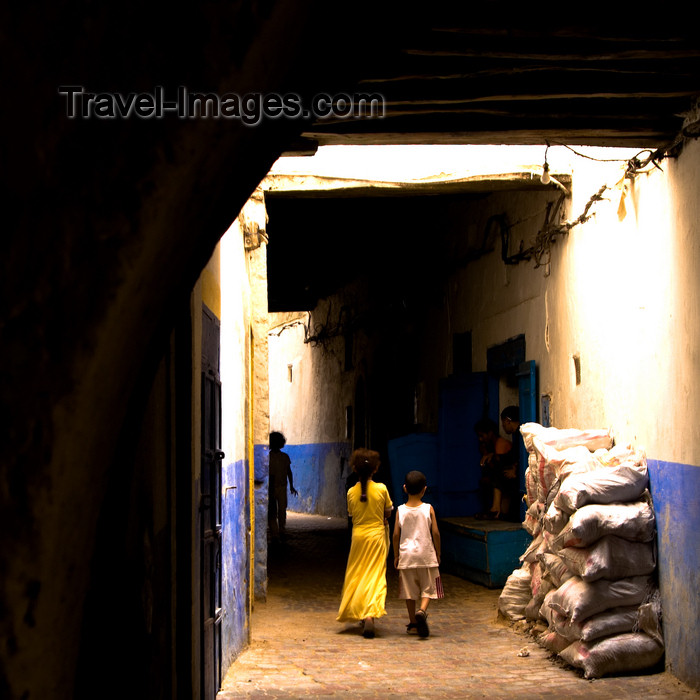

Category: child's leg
[268, 495, 279, 537]
[277, 490, 288, 535]
[405, 598, 417, 623]
[419, 597, 431, 613]
[500, 494, 511, 517]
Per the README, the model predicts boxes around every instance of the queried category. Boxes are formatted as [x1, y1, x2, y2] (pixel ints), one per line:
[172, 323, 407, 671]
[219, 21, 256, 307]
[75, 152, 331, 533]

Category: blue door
[437, 373, 499, 516]
[516, 360, 537, 518]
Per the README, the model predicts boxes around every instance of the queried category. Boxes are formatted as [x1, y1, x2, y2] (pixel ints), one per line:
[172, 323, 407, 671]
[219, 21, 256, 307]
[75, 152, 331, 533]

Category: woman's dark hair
[269, 431, 286, 450]
[350, 448, 380, 502]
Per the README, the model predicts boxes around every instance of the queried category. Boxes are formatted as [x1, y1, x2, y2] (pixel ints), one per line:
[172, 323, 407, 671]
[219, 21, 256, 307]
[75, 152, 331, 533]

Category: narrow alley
[218, 513, 697, 700]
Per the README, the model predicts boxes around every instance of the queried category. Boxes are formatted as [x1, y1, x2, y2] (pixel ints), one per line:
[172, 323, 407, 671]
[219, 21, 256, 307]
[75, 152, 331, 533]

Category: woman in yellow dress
[337, 448, 393, 638]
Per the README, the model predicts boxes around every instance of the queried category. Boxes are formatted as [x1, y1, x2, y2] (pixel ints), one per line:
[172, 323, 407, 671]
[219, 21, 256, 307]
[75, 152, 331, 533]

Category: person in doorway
[498, 405, 522, 520]
[474, 417, 515, 520]
[500, 404, 521, 442]
[268, 431, 298, 541]
[337, 448, 393, 638]
[393, 470, 443, 638]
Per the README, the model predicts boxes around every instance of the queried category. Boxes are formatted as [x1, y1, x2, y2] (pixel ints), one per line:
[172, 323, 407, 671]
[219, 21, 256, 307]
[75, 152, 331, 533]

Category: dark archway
[0, 4, 398, 697]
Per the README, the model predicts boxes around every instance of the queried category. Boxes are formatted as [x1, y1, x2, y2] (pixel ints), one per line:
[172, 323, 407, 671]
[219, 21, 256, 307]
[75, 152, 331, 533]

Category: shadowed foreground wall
[0, 3, 394, 697]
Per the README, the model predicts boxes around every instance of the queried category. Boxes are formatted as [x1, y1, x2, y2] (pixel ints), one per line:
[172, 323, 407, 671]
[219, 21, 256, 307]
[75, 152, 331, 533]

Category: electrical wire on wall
[499, 140, 680, 276]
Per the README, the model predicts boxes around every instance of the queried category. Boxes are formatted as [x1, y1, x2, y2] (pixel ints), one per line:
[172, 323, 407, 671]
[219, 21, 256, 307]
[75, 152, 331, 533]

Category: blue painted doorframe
[516, 360, 537, 518]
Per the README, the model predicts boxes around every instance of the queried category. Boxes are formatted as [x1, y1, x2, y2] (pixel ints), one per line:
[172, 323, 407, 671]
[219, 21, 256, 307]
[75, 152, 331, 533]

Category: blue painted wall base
[253, 444, 269, 600]
[222, 459, 251, 663]
[648, 458, 700, 691]
[280, 442, 351, 518]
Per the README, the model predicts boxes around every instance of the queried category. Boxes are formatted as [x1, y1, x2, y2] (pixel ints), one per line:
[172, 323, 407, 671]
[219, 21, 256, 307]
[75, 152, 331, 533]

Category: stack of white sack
[498, 423, 664, 679]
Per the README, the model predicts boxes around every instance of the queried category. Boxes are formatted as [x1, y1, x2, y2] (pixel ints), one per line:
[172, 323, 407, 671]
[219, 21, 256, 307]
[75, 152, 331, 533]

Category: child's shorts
[398, 567, 444, 600]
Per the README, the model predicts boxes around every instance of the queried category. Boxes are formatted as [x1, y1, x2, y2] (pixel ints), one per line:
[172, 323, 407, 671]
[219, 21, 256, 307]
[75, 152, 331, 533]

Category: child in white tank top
[392, 470, 443, 637]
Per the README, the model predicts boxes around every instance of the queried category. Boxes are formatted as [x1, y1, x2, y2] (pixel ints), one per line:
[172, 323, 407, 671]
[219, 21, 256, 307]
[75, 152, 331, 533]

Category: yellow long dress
[337, 480, 393, 622]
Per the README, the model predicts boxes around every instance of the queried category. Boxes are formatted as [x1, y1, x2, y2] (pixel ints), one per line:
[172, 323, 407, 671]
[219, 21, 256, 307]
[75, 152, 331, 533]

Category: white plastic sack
[538, 552, 575, 588]
[554, 605, 640, 642]
[538, 630, 571, 653]
[555, 444, 646, 491]
[498, 566, 532, 621]
[551, 499, 656, 549]
[542, 501, 569, 537]
[528, 563, 554, 617]
[519, 531, 546, 564]
[529, 443, 599, 505]
[558, 536, 656, 581]
[523, 500, 544, 536]
[595, 443, 646, 468]
[559, 633, 664, 679]
[547, 575, 654, 623]
[554, 464, 649, 514]
[539, 589, 558, 626]
[521, 423, 614, 453]
[530, 561, 544, 596]
[525, 594, 544, 621]
[524, 454, 539, 507]
[637, 589, 664, 645]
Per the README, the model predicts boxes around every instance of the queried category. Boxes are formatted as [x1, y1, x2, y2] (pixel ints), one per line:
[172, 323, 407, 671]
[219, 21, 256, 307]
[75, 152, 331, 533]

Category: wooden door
[201, 307, 223, 699]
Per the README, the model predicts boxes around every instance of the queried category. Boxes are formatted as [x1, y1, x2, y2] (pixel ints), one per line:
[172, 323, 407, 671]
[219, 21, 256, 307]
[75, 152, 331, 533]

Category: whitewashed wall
[268, 305, 357, 518]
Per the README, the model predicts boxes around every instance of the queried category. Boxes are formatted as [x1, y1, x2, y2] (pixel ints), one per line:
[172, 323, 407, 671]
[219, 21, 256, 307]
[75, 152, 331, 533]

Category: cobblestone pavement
[218, 513, 698, 700]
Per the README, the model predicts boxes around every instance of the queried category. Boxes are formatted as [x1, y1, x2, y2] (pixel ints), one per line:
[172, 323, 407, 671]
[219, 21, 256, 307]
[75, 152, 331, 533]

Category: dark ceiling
[266, 193, 488, 311]
[294, 13, 700, 150]
[268, 13, 700, 312]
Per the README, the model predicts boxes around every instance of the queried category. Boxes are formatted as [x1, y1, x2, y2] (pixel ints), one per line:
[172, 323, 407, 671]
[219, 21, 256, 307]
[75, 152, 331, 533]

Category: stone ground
[218, 513, 698, 699]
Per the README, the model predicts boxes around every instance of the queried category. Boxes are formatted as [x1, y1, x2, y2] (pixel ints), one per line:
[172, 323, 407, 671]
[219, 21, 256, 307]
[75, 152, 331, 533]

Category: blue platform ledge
[439, 517, 531, 589]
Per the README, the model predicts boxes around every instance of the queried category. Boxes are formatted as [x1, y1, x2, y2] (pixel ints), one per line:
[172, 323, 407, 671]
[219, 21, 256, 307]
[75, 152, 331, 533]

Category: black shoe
[415, 610, 429, 638]
[362, 617, 375, 638]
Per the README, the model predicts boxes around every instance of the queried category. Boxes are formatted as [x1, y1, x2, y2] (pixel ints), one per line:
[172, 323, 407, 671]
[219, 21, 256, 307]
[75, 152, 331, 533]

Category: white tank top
[397, 502, 439, 569]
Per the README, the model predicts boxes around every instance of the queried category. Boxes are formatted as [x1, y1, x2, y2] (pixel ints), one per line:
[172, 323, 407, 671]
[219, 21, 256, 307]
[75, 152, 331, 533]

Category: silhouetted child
[392, 470, 443, 638]
[268, 431, 298, 541]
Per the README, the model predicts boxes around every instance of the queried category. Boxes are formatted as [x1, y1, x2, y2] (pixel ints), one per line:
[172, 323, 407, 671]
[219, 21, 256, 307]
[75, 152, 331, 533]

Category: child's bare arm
[430, 505, 441, 563]
[392, 516, 401, 568]
[287, 466, 298, 496]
